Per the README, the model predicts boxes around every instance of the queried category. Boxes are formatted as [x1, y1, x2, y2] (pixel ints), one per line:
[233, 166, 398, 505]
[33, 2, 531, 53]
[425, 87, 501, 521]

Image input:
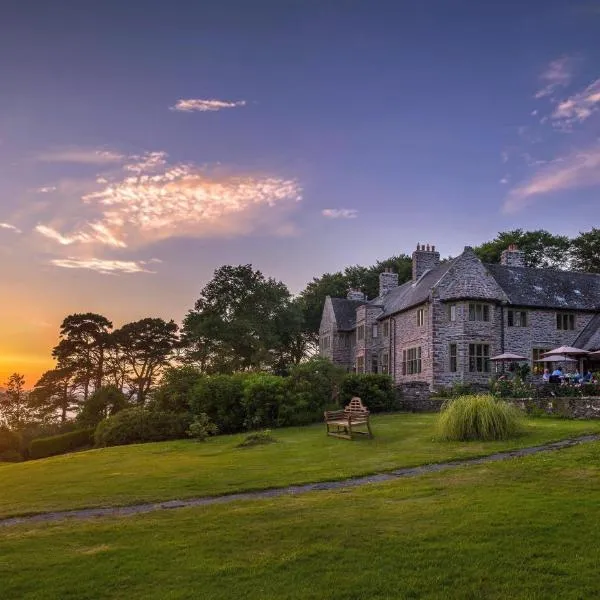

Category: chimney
[500, 244, 525, 267]
[412, 243, 440, 280]
[347, 288, 366, 301]
[379, 267, 398, 297]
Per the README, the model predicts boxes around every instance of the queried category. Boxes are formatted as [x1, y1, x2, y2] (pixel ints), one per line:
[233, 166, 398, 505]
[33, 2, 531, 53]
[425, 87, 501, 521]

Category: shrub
[432, 382, 475, 399]
[94, 408, 191, 447]
[237, 429, 276, 448]
[78, 386, 129, 427]
[437, 394, 523, 442]
[0, 426, 23, 462]
[242, 374, 287, 429]
[340, 374, 396, 412]
[149, 366, 204, 413]
[187, 413, 219, 441]
[190, 374, 247, 433]
[29, 428, 95, 460]
[280, 358, 346, 426]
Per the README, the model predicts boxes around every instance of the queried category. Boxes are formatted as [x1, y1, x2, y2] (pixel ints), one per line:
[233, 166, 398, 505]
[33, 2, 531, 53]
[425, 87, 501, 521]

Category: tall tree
[52, 313, 113, 401]
[29, 366, 77, 423]
[0, 373, 29, 429]
[473, 230, 571, 269]
[112, 318, 179, 404]
[182, 264, 298, 373]
[571, 228, 600, 273]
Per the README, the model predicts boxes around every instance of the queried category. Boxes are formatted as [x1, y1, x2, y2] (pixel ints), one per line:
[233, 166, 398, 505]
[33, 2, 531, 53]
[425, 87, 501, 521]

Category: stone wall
[396, 382, 443, 412]
[507, 397, 600, 419]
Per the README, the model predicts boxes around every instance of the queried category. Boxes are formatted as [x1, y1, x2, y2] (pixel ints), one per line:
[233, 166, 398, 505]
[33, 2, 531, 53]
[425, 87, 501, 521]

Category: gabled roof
[486, 264, 600, 311]
[330, 298, 366, 331]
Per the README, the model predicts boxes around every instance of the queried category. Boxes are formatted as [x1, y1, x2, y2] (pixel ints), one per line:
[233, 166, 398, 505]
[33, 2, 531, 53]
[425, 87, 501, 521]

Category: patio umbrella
[588, 350, 600, 357]
[542, 346, 589, 357]
[534, 354, 577, 363]
[490, 352, 529, 361]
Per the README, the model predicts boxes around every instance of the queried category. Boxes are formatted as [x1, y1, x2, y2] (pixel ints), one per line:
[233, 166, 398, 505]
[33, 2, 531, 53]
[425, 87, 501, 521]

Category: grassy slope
[1, 413, 599, 519]
[1, 441, 600, 599]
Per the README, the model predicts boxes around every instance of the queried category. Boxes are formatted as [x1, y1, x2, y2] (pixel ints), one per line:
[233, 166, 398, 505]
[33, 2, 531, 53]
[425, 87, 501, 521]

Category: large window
[469, 303, 490, 322]
[449, 343, 457, 372]
[356, 355, 364, 373]
[556, 313, 575, 330]
[532, 348, 551, 374]
[416, 308, 425, 327]
[508, 310, 527, 327]
[402, 347, 422, 375]
[357, 324, 365, 341]
[382, 320, 390, 338]
[469, 343, 490, 373]
[381, 352, 389, 375]
[371, 356, 378, 373]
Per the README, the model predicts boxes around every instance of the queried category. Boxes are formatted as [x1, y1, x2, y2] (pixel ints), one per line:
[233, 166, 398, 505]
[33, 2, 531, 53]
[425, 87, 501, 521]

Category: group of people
[542, 367, 596, 385]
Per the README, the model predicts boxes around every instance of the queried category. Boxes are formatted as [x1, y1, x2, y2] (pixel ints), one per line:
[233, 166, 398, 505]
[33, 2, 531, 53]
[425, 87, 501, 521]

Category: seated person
[572, 370, 582, 384]
[551, 367, 563, 378]
[542, 368, 550, 383]
[583, 370, 593, 383]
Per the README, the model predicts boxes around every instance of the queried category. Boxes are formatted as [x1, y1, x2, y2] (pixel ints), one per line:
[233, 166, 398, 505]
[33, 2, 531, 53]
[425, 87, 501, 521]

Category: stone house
[319, 244, 600, 389]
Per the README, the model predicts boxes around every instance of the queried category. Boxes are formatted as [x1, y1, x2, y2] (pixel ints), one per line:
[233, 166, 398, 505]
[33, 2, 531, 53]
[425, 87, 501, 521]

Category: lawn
[0, 413, 599, 519]
[1, 440, 600, 599]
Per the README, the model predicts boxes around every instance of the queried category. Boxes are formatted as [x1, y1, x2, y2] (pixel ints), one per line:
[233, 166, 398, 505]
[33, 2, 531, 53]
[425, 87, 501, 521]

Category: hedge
[28, 428, 95, 460]
[340, 374, 397, 412]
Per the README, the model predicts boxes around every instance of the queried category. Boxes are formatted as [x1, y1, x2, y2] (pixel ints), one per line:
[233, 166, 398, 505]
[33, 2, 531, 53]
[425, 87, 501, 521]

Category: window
[357, 325, 365, 341]
[322, 336, 331, 350]
[448, 304, 457, 322]
[402, 347, 422, 375]
[449, 343, 457, 372]
[341, 335, 350, 348]
[416, 308, 425, 327]
[356, 356, 365, 373]
[508, 310, 528, 327]
[381, 352, 389, 375]
[556, 313, 575, 330]
[469, 303, 490, 322]
[371, 356, 378, 374]
[372, 324, 378, 338]
[532, 348, 551, 374]
[469, 344, 490, 373]
[382, 320, 390, 338]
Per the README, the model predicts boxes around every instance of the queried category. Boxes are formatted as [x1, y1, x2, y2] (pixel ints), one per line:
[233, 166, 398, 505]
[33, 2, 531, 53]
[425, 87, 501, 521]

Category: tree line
[1, 227, 599, 431]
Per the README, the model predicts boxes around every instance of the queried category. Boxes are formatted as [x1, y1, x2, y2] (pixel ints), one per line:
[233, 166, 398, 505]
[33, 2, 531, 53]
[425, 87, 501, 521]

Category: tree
[473, 230, 571, 269]
[112, 318, 179, 404]
[0, 373, 29, 429]
[29, 366, 77, 423]
[182, 265, 298, 373]
[78, 385, 128, 427]
[52, 313, 113, 401]
[571, 228, 600, 273]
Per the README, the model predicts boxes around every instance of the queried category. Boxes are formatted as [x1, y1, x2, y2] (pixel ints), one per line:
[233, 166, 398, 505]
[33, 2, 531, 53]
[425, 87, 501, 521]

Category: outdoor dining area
[490, 346, 600, 386]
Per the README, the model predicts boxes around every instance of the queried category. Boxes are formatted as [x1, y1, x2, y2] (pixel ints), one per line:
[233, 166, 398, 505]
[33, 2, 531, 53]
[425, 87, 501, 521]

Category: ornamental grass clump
[437, 394, 523, 442]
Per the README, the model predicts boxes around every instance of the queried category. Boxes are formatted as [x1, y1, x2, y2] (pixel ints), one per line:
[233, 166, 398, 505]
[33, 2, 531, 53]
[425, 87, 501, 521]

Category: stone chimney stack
[500, 244, 525, 267]
[347, 288, 366, 301]
[379, 268, 399, 297]
[412, 243, 441, 280]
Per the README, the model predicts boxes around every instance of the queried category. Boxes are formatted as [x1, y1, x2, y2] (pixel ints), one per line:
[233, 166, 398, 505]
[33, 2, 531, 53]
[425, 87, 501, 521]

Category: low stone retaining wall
[396, 382, 442, 412]
[507, 397, 600, 419]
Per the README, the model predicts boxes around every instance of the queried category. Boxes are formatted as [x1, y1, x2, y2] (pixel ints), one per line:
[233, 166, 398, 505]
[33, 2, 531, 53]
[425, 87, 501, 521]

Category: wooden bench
[324, 397, 373, 440]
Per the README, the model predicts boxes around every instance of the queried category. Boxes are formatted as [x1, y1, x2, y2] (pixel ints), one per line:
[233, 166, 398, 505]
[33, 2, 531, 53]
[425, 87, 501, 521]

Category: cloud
[321, 208, 358, 219]
[171, 98, 247, 112]
[504, 145, 600, 213]
[550, 78, 600, 130]
[50, 257, 156, 274]
[535, 56, 576, 99]
[36, 151, 302, 249]
[37, 148, 125, 165]
[36, 186, 57, 193]
[0, 223, 21, 233]
[499, 176, 509, 185]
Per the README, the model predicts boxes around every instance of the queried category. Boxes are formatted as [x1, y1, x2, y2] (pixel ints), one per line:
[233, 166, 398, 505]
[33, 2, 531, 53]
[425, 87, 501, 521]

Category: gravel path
[2, 434, 598, 528]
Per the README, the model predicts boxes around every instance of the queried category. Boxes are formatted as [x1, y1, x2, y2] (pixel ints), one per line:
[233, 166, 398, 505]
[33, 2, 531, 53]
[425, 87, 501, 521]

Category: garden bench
[324, 397, 373, 440]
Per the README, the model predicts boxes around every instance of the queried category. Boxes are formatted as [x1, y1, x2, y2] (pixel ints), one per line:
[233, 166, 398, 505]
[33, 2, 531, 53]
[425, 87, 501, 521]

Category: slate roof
[330, 298, 366, 331]
[486, 265, 600, 311]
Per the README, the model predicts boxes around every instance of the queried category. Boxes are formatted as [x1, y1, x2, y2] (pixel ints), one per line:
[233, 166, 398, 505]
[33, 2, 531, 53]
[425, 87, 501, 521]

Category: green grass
[1, 413, 599, 519]
[2, 440, 600, 599]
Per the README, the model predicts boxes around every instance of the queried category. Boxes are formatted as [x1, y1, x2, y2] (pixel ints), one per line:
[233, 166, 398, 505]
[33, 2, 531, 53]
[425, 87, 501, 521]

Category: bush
[432, 382, 475, 399]
[237, 429, 276, 448]
[242, 374, 287, 429]
[149, 366, 204, 413]
[437, 395, 523, 442]
[29, 428, 95, 460]
[94, 408, 191, 447]
[340, 374, 396, 412]
[187, 413, 219, 441]
[78, 386, 129, 427]
[190, 374, 247, 433]
[0, 426, 22, 462]
[280, 358, 346, 426]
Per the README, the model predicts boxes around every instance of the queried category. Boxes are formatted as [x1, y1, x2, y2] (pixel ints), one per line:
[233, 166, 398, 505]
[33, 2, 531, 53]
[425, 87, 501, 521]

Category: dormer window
[469, 303, 490, 322]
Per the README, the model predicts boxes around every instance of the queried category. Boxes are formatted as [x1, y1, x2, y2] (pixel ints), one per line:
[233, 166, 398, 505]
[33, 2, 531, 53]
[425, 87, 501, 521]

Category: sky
[1, 0, 599, 384]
